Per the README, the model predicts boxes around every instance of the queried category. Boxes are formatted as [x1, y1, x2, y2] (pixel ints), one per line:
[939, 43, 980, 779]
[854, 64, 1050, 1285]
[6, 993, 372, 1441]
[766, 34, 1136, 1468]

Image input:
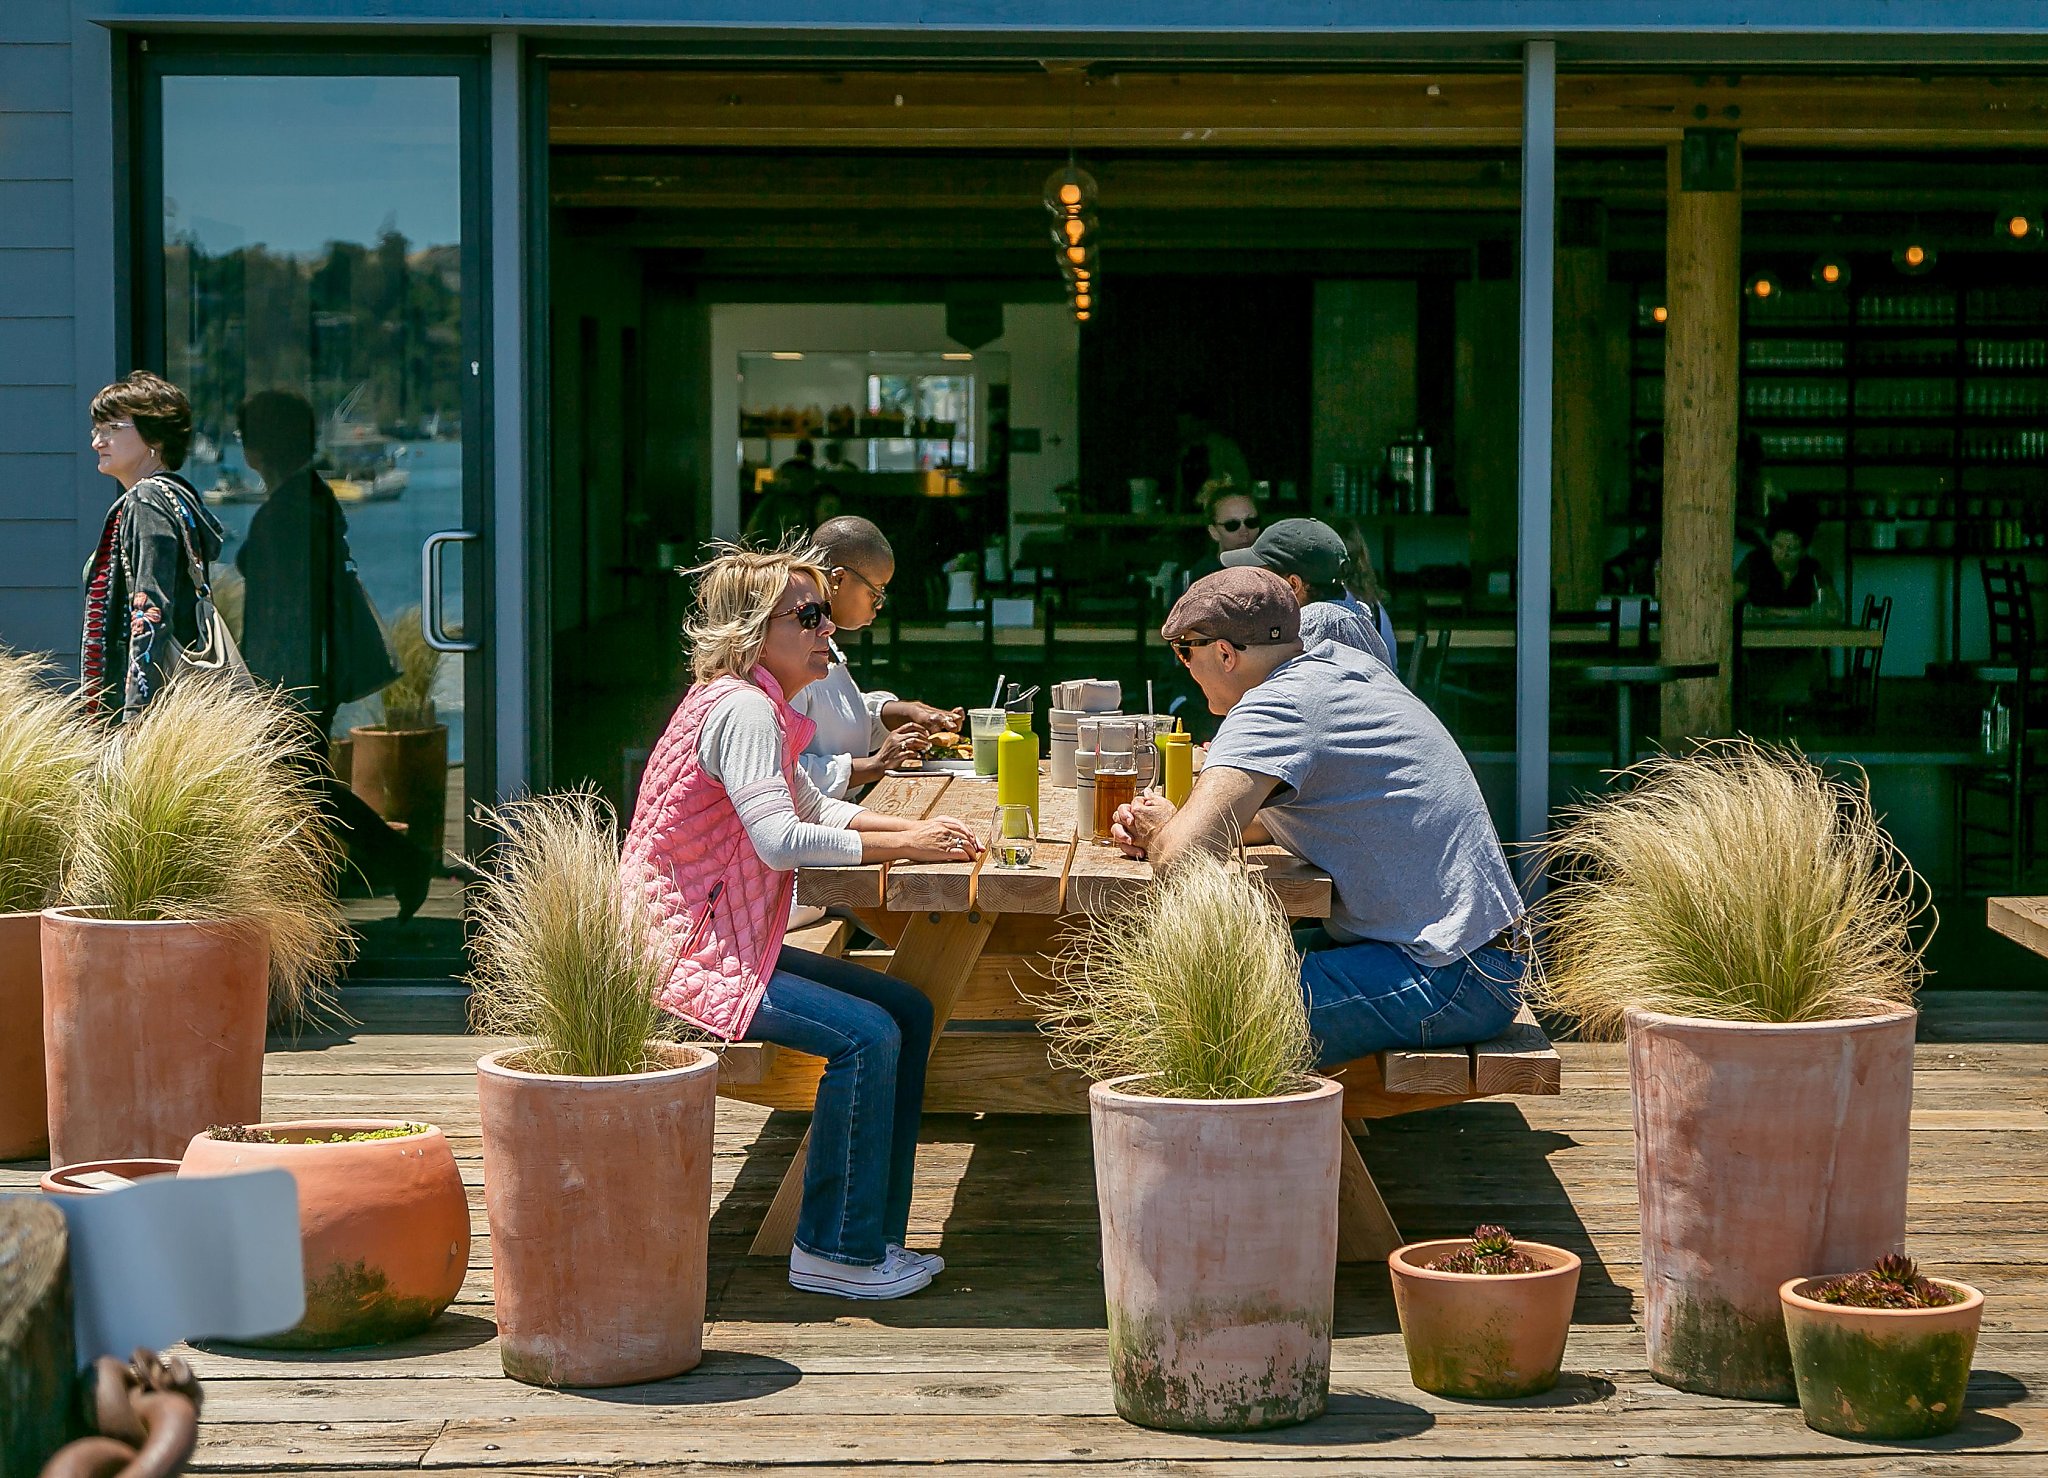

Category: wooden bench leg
[749, 909, 998, 1258]
[1337, 1123, 1403, 1263]
[748, 1125, 813, 1258]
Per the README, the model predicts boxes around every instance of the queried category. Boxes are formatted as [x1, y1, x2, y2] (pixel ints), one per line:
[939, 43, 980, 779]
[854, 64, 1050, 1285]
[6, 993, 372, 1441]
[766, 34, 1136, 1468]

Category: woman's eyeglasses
[1213, 515, 1260, 534]
[776, 600, 832, 632]
[834, 565, 887, 610]
[1171, 636, 1221, 665]
[89, 420, 135, 443]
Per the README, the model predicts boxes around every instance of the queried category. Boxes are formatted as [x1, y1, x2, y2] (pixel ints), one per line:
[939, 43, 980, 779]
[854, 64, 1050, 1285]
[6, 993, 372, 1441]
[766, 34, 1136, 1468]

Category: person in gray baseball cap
[1222, 517, 1393, 670]
[1111, 565, 1525, 1069]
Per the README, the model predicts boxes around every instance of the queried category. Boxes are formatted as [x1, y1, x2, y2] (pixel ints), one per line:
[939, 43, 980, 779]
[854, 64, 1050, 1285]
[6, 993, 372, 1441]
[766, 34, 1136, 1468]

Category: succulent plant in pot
[1780, 1254, 1984, 1440]
[1527, 740, 1927, 1401]
[1045, 852, 1340, 1432]
[179, 1119, 470, 1349]
[468, 789, 719, 1388]
[1388, 1224, 1582, 1399]
[44, 675, 351, 1167]
[0, 650, 95, 1161]
[349, 607, 449, 857]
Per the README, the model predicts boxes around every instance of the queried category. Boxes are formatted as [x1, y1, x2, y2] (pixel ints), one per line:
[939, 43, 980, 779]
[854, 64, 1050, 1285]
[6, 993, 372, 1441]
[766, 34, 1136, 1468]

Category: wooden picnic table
[720, 767, 1559, 1264]
[1989, 896, 2048, 958]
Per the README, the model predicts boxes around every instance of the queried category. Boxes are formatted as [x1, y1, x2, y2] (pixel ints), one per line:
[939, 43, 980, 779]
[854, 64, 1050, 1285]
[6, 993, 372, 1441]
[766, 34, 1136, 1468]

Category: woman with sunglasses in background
[1181, 478, 1262, 590]
[621, 540, 982, 1301]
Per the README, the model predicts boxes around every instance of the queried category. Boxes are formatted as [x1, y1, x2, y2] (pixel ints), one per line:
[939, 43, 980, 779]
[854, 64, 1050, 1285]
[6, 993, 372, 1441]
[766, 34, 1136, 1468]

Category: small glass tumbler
[990, 803, 1037, 869]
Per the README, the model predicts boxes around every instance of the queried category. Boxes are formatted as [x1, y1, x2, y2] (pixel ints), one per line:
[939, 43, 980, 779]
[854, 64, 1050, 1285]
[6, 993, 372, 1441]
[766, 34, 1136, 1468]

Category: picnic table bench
[718, 769, 1560, 1262]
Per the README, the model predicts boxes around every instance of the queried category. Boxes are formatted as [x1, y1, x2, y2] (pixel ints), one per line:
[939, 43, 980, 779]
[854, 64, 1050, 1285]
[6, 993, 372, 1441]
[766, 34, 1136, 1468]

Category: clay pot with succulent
[350, 607, 450, 857]
[43, 676, 352, 1167]
[1388, 1225, 1582, 1399]
[1045, 852, 1341, 1433]
[1527, 741, 1926, 1402]
[0, 650, 95, 1161]
[1780, 1254, 1984, 1440]
[179, 1120, 470, 1349]
[469, 790, 719, 1388]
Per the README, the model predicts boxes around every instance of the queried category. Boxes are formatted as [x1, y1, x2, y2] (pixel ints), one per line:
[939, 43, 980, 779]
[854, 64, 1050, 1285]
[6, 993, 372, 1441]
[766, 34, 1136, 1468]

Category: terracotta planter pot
[1629, 1007, 1915, 1401]
[180, 1119, 470, 1349]
[348, 724, 448, 856]
[1389, 1239, 1582, 1398]
[477, 1044, 719, 1387]
[1780, 1275, 1983, 1440]
[0, 911, 47, 1160]
[42, 909, 270, 1168]
[329, 735, 354, 786]
[39, 1159, 182, 1195]
[1090, 1074, 1342, 1431]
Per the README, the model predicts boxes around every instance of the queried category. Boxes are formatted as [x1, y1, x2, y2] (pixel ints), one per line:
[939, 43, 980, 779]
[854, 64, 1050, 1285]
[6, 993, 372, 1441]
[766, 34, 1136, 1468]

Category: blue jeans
[1296, 932, 1525, 1069]
[744, 946, 934, 1266]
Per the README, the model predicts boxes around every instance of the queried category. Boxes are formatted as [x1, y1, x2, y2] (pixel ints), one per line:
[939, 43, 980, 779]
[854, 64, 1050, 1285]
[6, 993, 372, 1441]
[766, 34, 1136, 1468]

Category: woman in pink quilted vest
[622, 543, 982, 1301]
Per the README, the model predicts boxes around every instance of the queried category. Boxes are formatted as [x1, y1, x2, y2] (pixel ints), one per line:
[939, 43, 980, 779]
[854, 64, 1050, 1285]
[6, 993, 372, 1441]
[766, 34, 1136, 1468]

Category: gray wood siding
[0, 5, 76, 662]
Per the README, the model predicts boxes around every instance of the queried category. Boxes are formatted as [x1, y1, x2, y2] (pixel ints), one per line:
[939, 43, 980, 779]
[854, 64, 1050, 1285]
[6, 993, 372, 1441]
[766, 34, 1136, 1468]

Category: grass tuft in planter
[1045, 851, 1313, 1099]
[0, 649, 95, 913]
[378, 606, 442, 731]
[1525, 738, 1927, 1036]
[466, 788, 676, 1077]
[62, 673, 351, 1020]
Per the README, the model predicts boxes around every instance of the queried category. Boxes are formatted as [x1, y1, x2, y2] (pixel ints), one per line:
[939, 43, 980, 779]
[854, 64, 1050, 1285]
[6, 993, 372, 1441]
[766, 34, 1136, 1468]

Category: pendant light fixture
[1045, 161, 1101, 326]
[1745, 268, 1783, 302]
[1892, 239, 1938, 276]
[1809, 255, 1852, 290]
[1998, 206, 2043, 246]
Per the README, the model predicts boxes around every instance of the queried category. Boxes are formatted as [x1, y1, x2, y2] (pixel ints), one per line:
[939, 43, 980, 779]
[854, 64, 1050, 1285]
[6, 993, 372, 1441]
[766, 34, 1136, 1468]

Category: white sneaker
[789, 1244, 933, 1300]
[889, 1242, 945, 1275]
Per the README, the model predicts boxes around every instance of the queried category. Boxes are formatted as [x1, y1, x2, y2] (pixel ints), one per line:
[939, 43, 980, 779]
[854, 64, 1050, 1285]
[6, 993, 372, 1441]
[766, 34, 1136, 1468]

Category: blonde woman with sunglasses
[621, 540, 981, 1301]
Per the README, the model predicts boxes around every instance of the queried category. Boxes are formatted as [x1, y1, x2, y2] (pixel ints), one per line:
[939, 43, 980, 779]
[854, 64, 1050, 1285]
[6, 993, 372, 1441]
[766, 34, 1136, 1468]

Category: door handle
[421, 529, 481, 653]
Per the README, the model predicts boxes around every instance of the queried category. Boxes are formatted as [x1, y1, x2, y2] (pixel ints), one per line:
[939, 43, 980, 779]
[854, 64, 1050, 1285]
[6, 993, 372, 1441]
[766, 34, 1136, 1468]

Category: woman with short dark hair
[81, 371, 227, 721]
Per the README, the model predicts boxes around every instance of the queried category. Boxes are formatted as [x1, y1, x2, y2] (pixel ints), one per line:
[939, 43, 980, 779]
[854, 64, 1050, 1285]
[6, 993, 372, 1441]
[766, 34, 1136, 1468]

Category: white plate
[885, 758, 981, 776]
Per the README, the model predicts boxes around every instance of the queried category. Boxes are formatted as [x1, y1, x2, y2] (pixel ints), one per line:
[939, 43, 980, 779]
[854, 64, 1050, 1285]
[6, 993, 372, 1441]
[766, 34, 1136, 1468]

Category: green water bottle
[996, 710, 1040, 833]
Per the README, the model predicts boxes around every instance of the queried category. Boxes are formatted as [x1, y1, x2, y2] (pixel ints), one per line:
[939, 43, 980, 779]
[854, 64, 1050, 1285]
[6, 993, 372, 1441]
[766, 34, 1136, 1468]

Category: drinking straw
[1147, 679, 1155, 715]
[990, 674, 1006, 709]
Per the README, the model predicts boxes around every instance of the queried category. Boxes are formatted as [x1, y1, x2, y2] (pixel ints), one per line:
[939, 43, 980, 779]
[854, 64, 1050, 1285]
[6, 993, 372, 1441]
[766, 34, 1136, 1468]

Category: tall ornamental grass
[1526, 739, 1927, 1038]
[0, 650, 95, 913]
[1044, 851, 1315, 1100]
[63, 674, 352, 1019]
[379, 606, 442, 731]
[467, 790, 676, 1077]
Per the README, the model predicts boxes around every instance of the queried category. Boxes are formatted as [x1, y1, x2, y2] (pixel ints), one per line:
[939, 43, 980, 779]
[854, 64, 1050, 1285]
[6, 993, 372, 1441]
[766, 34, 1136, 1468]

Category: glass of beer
[1093, 719, 1138, 843]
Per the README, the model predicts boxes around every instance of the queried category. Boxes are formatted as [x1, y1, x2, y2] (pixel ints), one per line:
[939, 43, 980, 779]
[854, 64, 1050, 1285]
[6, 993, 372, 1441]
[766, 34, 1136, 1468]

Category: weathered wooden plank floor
[7, 990, 2047, 1474]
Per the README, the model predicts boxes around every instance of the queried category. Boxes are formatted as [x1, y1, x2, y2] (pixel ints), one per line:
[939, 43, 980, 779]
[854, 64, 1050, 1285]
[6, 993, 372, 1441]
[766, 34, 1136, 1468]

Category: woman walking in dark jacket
[81, 371, 227, 722]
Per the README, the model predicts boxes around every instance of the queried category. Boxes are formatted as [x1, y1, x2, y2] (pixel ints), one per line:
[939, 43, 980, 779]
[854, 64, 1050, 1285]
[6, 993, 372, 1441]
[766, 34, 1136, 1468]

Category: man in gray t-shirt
[1113, 566, 1525, 1067]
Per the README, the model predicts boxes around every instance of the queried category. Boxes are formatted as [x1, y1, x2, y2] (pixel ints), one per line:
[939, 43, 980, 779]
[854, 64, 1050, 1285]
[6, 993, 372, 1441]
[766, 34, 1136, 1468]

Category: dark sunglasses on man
[1171, 635, 1222, 665]
[833, 565, 887, 610]
[1212, 513, 1260, 535]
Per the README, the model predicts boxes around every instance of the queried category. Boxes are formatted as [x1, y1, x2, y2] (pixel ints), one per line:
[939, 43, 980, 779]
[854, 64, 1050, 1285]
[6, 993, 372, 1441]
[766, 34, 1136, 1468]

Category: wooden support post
[1660, 131, 1742, 742]
[1553, 203, 1614, 612]
[0, 1199, 77, 1474]
[1336, 1122, 1404, 1262]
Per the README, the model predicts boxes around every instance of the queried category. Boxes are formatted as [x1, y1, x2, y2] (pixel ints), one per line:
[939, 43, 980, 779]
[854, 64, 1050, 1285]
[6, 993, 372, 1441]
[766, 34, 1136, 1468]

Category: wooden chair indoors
[1955, 563, 2048, 891]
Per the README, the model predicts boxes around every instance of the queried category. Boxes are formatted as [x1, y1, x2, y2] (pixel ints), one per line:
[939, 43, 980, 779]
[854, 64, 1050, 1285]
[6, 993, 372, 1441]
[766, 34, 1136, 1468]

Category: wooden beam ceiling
[551, 68, 2048, 150]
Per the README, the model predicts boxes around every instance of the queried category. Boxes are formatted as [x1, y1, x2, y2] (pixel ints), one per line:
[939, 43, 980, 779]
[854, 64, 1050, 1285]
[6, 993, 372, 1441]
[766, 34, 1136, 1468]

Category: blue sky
[162, 74, 462, 257]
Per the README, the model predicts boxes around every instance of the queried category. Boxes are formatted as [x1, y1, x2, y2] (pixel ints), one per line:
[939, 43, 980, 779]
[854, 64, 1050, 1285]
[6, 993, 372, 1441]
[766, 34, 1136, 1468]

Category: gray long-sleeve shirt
[698, 687, 865, 869]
